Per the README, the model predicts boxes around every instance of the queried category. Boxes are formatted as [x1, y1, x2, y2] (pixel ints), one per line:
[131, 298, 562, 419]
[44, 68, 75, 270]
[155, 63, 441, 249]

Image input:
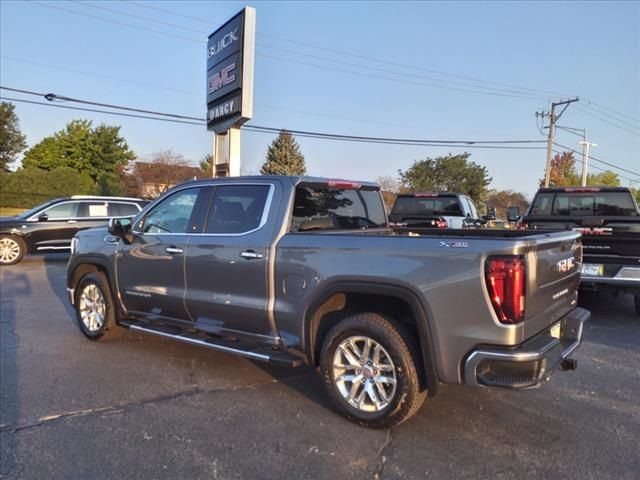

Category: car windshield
[16, 200, 59, 219]
[392, 196, 462, 216]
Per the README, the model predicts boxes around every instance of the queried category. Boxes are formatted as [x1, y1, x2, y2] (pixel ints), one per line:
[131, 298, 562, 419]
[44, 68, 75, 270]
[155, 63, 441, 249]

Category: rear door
[116, 186, 209, 321]
[184, 183, 276, 339]
[75, 201, 111, 235]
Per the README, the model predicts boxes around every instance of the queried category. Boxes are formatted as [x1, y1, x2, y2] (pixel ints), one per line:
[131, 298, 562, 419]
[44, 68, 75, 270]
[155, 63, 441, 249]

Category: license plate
[549, 322, 562, 339]
[581, 263, 604, 276]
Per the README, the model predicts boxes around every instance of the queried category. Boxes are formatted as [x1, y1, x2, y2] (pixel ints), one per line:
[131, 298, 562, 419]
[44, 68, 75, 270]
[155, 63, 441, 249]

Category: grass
[0, 207, 26, 217]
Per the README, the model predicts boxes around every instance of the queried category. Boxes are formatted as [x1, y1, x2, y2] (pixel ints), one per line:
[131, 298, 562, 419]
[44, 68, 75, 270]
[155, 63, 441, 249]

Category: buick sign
[206, 7, 255, 133]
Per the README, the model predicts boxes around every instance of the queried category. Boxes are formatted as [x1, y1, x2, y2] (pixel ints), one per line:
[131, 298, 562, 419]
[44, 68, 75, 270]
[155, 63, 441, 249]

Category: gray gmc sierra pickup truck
[67, 176, 589, 427]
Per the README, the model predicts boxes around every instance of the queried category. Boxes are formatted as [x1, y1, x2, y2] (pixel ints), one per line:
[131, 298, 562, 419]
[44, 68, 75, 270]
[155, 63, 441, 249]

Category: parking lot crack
[373, 428, 393, 480]
[0, 374, 310, 434]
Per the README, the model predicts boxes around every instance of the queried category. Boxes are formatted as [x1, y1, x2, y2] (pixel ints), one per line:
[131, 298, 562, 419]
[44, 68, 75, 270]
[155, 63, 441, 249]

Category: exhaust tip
[560, 358, 578, 371]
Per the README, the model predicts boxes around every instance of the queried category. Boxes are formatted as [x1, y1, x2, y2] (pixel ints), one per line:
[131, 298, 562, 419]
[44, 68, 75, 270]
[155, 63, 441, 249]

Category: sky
[1, 0, 638, 198]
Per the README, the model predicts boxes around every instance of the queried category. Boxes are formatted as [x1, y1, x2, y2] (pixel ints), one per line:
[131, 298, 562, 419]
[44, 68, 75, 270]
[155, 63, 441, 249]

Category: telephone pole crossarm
[543, 98, 579, 187]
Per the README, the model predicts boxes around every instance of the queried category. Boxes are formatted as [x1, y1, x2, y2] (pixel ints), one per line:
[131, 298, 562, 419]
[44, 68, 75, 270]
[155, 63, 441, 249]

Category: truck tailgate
[522, 231, 582, 339]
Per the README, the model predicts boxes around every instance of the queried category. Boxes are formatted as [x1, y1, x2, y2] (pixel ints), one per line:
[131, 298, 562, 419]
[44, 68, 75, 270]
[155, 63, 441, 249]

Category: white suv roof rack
[70, 195, 144, 201]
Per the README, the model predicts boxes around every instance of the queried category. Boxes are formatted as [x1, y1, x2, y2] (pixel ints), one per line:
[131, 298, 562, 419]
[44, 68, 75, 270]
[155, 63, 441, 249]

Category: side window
[140, 188, 201, 234]
[205, 185, 270, 234]
[467, 198, 479, 218]
[109, 202, 140, 217]
[43, 202, 78, 219]
[78, 202, 108, 218]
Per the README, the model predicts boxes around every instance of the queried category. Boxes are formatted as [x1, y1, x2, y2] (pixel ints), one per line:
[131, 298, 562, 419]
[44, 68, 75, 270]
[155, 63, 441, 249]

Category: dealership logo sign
[208, 28, 239, 60]
[208, 63, 236, 94]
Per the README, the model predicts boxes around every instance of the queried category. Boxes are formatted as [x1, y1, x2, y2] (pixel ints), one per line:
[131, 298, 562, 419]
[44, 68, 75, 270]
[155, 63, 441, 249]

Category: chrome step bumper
[464, 307, 590, 389]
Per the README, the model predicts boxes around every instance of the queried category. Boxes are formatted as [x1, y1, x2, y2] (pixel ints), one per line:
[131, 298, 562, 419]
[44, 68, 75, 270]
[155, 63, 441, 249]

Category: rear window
[530, 192, 638, 216]
[291, 187, 386, 232]
[391, 196, 462, 216]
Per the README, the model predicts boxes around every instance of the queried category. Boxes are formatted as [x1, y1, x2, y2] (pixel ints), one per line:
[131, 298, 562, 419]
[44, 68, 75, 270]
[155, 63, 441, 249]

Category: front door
[28, 201, 81, 250]
[184, 183, 276, 339]
[116, 186, 207, 321]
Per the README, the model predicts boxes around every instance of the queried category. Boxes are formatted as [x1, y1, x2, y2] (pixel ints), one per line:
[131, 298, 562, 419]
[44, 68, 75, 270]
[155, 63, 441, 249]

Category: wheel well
[69, 264, 105, 290]
[310, 291, 432, 392]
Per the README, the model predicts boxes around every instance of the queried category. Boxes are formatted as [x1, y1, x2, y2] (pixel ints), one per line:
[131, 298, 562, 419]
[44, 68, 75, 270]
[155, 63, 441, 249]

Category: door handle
[240, 250, 263, 260]
[165, 246, 184, 254]
[67, 220, 78, 224]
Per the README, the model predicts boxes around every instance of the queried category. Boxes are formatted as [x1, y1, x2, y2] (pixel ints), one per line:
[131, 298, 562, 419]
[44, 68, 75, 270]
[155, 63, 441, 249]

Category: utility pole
[538, 98, 580, 187]
[579, 135, 597, 186]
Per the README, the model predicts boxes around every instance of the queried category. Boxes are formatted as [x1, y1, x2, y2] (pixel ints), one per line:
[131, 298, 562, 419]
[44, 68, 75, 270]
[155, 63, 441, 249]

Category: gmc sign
[206, 8, 255, 132]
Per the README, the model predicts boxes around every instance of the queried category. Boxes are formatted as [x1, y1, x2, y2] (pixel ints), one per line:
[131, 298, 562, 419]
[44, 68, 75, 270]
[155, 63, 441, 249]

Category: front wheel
[75, 272, 124, 341]
[320, 313, 427, 428]
[0, 235, 26, 265]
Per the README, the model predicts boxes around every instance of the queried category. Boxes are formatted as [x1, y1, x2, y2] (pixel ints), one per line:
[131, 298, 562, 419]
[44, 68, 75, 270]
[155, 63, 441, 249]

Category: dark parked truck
[520, 186, 640, 315]
[67, 176, 589, 427]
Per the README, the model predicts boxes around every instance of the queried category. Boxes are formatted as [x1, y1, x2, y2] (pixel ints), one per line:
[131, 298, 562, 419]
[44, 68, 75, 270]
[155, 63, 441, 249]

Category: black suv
[0, 196, 148, 265]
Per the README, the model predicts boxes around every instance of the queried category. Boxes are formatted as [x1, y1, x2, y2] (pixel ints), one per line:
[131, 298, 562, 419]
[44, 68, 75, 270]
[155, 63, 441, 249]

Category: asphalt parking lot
[1, 254, 639, 479]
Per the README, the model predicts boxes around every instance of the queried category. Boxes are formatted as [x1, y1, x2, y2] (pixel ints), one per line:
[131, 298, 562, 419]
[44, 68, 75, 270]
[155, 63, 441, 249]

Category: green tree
[587, 170, 620, 186]
[260, 130, 307, 175]
[0, 101, 27, 172]
[95, 172, 125, 196]
[398, 153, 491, 204]
[1, 167, 94, 208]
[199, 153, 213, 175]
[21, 119, 135, 182]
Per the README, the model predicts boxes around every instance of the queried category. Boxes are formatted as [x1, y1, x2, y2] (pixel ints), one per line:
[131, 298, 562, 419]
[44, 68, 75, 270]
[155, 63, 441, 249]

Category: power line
[576, 106, 640, 137]
[582, 98, 639, 123]
[553, 142, 640, 177]
[75, 0, 208, 34]
[551, 148, 636, 182]
[1, 89, 547, 149]
[259, 52, 546, 101]
[255, 42, 550, 100]
[29, 0, 560, 102]
[581, 104, 639, 130]
[0, 96, 204, 126]
[124, 0, 215, 25]
[30, 1, 201, 43]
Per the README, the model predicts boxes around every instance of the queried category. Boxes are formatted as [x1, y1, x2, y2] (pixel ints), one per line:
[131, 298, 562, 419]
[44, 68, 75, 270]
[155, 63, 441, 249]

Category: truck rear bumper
[463, 307, 590, 389]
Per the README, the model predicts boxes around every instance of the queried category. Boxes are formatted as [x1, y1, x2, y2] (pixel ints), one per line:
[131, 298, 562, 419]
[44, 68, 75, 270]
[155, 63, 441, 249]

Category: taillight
[435, 219, 448, 228]
[485, 256, 526, 324]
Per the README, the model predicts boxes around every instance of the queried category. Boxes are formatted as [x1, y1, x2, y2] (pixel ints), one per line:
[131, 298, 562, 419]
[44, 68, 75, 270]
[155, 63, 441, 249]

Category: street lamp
[578, 139, 598, 186]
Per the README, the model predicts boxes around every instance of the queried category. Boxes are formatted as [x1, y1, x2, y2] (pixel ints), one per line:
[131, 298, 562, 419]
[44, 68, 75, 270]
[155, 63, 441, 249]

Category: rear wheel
[75, 272, 124, 341]
[0, 235, 26, 265]
[320, 312, 427, 428]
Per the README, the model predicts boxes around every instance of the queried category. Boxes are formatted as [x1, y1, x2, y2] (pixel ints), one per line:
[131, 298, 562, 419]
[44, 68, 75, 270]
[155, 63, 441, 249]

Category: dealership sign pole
[206, 7, 255, 177]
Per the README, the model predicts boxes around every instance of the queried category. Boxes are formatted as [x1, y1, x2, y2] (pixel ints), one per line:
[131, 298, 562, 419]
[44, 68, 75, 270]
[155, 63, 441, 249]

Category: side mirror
[108, 217, 132, 237]
[507, 206, 521, 222]
[37, 213, 49, 222]
[486, 207, 496, 221]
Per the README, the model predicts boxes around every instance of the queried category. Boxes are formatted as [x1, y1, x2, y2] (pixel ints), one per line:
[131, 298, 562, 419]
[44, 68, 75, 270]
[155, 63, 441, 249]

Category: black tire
[74, 272, 124, 341]
[320, 312, 427, 428]
[634, 292, 640, 316]
[0, 234, 26, 265]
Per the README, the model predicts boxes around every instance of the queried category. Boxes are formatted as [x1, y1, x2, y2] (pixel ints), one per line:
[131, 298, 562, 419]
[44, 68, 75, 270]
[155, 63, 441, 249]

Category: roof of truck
[536, 186, 631, 193]
[172, 175, 380, 189]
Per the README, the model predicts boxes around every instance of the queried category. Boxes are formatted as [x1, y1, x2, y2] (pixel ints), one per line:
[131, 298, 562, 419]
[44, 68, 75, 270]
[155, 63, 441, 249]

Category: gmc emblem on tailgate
[556, 258, 576, 273]
[572, 227, 613, 235]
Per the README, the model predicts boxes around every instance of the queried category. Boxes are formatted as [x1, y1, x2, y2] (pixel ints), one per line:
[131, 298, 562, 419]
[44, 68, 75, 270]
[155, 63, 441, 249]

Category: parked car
[67, 176, 589, 427]
[389, 192, 485, 229]
[0, 196, 149, 265]
[514, 186, 640, 315]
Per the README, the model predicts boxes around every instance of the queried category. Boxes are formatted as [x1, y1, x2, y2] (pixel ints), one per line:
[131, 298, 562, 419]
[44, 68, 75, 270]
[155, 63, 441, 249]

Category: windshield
[530, 192, 639, 216]
[391, 196, 462, 216]
[16, 200, 59, 219]
[291, 187, 387, 232]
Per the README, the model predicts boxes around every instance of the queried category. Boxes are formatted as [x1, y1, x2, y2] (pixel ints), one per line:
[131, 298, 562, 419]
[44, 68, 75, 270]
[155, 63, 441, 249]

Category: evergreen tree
[260, 130, 307, 175]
